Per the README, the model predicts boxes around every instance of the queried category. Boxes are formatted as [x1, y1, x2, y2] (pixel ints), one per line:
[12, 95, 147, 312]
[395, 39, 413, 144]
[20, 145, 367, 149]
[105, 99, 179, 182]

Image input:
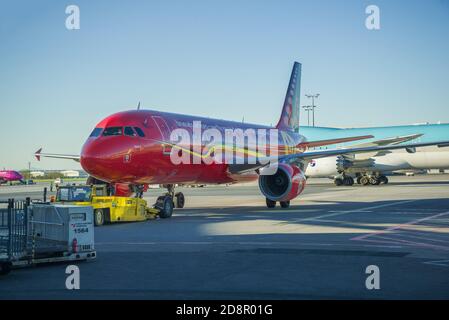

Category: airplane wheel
[175, 192, 185, 208]
[379, 176, 389, 184]
[360, 176, 370, 186]
[356, 177, 362, 184]
[369, 177, 381, 185]
[158, 196, 174, 218]
[344, 177, 354, 186]
[280, 201, 290, 208]
[334, 178, 344, 186]
[266, 198, 276, 208]
[94, 209, 105, 226]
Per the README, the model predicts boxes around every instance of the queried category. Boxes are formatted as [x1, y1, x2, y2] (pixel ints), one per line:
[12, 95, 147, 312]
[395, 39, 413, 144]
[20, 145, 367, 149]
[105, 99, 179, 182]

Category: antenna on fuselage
[137, 101, 141, 110]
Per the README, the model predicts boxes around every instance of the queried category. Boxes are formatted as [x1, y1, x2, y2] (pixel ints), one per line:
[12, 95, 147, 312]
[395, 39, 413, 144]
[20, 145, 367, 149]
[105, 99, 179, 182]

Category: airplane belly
[370, 153, 411, 171]
[305, 157, 338, 177]
[372, 148, 449, 171]
[149, 163, 245, 185]
[403, 150, 449, 169]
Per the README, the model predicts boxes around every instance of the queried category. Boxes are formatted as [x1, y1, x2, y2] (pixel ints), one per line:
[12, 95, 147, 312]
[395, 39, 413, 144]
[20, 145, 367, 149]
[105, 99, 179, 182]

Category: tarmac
[0, 175, 448, 299]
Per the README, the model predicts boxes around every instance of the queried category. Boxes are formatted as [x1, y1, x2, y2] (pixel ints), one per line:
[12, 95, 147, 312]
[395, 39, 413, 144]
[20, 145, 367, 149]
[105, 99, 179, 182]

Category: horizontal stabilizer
[35, 148, 80, 162]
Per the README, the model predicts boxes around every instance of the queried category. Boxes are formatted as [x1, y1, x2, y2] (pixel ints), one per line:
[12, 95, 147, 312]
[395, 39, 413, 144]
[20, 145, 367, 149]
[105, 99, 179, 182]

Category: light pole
[302, 105, 313, 126]
[305, 93, 320, 127]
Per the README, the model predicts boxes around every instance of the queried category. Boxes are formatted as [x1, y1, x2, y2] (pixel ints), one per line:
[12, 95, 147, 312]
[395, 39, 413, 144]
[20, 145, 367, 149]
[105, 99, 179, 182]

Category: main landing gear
[357, 175, 389, 186]
[334, 174, 389, 187]
[334, 175, 354, 186]
[266, 198, 290, 209]
[155, 184, 185, 219]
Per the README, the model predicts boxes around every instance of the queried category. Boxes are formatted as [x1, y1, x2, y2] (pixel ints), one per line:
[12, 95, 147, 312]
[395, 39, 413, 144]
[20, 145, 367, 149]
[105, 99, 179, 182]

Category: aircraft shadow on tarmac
[100, 197, 449, 252]
[4, 198, 449, 300]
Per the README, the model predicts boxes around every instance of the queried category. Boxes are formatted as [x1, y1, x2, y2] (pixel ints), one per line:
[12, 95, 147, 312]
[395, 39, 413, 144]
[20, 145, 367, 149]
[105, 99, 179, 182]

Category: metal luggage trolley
[0, 199, 29, 275]
[0, 199, 96, 276]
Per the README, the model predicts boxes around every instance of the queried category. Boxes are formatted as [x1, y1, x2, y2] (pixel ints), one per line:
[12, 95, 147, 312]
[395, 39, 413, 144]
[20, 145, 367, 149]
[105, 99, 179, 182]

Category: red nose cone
[80, 139, 113, 182]
[80, 138, 132, 183]
[80, 141, 94, 176]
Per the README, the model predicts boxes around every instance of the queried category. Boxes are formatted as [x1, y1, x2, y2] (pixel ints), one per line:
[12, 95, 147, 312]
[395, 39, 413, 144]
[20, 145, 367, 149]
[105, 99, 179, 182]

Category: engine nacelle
[258, 163, 306, 202]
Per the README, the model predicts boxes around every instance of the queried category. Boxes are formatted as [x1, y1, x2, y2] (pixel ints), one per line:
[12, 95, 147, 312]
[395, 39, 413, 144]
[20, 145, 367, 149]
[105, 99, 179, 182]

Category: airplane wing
[230, 138, 449, 174]
[331, 133, 424, 160]
[282, 140, 449, 162]
[297, 135, 374, 149]
[34, 148, 80, 162]
[344, 133, 423, 148]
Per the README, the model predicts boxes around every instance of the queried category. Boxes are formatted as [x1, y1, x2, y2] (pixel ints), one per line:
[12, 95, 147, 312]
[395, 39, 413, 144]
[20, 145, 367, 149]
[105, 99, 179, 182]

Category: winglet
[35, 148, 42, 161]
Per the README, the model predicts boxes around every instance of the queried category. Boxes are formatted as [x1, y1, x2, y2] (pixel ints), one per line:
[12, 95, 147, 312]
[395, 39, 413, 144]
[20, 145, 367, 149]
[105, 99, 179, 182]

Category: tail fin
[276, 62, 301, 132]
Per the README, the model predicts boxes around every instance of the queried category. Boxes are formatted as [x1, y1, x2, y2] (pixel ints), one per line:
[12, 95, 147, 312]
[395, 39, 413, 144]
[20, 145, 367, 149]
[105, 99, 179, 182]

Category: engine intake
[258, 163, 306, 202]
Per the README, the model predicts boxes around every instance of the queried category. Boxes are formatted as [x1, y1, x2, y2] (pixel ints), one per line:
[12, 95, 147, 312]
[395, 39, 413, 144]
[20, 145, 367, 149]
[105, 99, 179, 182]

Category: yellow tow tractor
[54, 184, 174, 226]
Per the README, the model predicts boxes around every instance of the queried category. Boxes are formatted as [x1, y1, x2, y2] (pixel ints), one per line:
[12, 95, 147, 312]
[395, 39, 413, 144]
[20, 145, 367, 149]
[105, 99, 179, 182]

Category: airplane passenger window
[134, 127, 145, 137]
[103, 127, 123, 136]
[124, 127, 137, 137]
[89, 128, 103, 137]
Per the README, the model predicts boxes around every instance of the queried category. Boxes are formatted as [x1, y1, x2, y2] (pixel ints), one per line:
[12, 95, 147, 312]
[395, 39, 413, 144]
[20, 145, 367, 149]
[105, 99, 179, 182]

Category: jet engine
[258, 163, 306, 202]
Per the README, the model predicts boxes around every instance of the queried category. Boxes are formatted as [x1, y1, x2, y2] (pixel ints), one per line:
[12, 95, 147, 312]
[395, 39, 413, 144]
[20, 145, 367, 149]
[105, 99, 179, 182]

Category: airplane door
[152, 116, 173, 155]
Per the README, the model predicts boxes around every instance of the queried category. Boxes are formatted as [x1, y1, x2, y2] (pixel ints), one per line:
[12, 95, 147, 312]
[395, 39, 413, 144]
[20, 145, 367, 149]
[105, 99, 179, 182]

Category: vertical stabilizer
[276, 62, 301, 132]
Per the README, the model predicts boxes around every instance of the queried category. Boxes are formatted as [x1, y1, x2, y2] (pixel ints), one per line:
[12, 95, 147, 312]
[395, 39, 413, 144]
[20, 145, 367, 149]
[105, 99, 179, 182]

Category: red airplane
[35, 62, 449, 214]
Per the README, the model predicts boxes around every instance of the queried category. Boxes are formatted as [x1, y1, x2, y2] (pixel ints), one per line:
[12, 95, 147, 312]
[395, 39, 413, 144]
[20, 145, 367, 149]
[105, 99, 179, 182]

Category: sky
[0, 0, 448, 170]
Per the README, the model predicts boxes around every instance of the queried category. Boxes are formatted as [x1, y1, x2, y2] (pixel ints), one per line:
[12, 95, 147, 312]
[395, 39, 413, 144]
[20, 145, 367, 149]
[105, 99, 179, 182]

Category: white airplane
[302, 124, 449, 186]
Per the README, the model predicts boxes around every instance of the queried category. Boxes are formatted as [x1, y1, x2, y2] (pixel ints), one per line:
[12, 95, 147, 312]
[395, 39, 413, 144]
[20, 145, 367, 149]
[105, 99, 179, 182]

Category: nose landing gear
[175, 192, 185, 208]
[155, 195, 174, 219]
[154, 184, 185, 219]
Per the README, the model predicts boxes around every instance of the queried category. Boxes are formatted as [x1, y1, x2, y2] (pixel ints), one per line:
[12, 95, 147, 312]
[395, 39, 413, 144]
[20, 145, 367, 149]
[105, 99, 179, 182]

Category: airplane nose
[80, 139, 114, 182]
[80, 138, 131, 183]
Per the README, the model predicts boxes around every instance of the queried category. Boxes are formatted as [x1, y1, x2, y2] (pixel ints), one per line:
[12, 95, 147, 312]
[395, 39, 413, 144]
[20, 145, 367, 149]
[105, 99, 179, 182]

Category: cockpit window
[89, 128, 103, 137]
[134, 127, 145, 137]
[124, 126, 137, 137]
[103, 127, 123, 136]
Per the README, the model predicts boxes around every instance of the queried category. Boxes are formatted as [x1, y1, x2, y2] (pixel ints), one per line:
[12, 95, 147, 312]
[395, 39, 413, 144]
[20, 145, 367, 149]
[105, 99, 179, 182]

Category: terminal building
[60, 170, 80, 178]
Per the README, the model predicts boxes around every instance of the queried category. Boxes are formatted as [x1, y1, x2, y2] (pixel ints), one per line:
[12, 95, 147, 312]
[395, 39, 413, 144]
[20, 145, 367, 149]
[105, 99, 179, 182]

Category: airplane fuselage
[80, 110, 307, 185]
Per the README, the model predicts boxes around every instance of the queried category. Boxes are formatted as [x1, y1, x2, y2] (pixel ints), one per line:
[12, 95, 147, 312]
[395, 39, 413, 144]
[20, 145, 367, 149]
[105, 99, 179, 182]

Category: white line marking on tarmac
[370, 235, 449, 251]
[95, 241, 403, 249]
[296, 200, 418, 223]
[395, 233, 449, 244]
[423, 259, 449, 267]
[351, 210, 449, 242]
